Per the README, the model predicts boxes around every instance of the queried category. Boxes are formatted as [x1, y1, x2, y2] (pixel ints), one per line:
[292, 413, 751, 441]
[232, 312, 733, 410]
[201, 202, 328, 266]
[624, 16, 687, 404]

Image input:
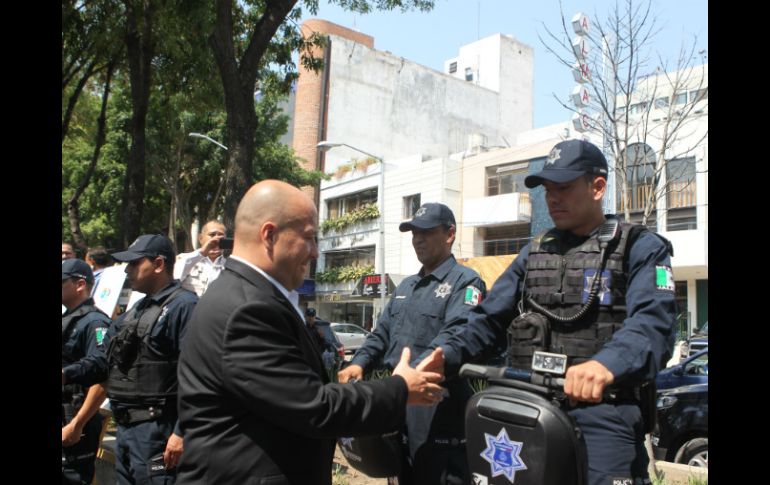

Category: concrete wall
[323, 32, 532, 162]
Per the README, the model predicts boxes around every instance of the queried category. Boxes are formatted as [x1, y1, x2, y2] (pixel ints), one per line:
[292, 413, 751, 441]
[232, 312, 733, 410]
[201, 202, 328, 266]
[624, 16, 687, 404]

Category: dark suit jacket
[177, 258, 408, 484]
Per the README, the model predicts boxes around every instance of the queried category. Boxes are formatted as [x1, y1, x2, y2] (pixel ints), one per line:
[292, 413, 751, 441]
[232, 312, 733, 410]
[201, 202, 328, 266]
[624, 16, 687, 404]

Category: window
[403, 194, 421, 219]
[654, 97, 669, 109]
[618, 143, 656, 214]
[690, 88, 708, 103]
[326, 189, 378, 219]
[666, 157, 696, 210]
[449, 61, 457, 74]
[465, 67, 473, 82]
[630, 102, 648, 115]
[673, 92, 687, 105]
[325, 246, 375, 270]
[483, 225, 531, 256]
[486, 163, 528, 196]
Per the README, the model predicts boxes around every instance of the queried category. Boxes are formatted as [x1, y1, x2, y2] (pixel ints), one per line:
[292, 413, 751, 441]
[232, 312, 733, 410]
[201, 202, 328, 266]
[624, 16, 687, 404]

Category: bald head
[233, 180, 319, 289]
[235, 180, 316, 239]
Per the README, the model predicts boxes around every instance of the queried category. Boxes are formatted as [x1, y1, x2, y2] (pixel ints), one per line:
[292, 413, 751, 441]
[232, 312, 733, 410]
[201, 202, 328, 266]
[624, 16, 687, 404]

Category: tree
[208, 0, 435, 230]
[540, 0, 708, 227]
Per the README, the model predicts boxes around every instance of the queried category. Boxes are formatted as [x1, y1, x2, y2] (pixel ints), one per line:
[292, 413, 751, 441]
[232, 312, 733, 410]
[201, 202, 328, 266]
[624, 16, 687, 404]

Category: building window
[449, 61, 457, 74]
[403, 194, 421, 219]
[483, 225, 531, 256]
[654, 96, 669, 109]
[486, 163, 528, 196]
[666, 156, 697, 231]
[666, 157, 696, 210]
[618, 143, 656, 215]
[673, 92, 687, 105]
[326, 188, 378, 220]
[465, 67, 473, 82]
[690, 88, 708, 103]
[324, 246, 375, 270]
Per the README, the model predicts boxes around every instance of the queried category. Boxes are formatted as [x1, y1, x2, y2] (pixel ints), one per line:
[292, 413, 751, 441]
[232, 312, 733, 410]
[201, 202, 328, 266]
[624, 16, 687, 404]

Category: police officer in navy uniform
[431, 139, 677, 485]
[62, 258, 111, 484]
[106, 234, 198, 484]
[339, 203, 487, 485]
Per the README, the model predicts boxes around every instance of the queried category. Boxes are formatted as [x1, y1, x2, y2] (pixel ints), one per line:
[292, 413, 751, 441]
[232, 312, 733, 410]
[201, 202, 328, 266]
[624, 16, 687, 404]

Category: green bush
[320, 203, 380, 234]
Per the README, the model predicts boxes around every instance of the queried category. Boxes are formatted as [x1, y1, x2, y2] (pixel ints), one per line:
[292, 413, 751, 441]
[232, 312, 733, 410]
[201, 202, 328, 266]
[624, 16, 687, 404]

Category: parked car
[330, 323, 371, 354]
[682, 321, 708, 357]
[656, 348, 708, 391]
[651, 382, 708, 468]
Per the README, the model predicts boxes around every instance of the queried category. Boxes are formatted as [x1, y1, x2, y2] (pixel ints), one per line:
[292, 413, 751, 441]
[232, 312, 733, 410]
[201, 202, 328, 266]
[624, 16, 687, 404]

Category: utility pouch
[506, 311, 551, 367]
[107, 324, 141, 373]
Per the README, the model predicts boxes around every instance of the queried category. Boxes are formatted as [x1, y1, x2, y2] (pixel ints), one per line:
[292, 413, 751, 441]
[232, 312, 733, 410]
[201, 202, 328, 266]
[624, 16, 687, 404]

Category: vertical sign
[571, 12, 591, 133]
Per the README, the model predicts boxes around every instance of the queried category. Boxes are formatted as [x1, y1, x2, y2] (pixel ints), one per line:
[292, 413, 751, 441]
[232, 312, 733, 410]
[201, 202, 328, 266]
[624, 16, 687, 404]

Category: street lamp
[189, 132, 228, 151]
[189, 132, 228, 244]
[317, 141, 387, 318]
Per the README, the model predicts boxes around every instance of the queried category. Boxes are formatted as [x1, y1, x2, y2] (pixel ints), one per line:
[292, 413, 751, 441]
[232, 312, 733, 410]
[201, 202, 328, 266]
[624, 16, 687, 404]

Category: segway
[460, 351, 591, 485]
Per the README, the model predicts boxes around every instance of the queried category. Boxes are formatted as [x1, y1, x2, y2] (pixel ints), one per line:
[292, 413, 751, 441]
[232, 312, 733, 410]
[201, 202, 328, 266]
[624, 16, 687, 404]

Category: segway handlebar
[459, 364, 565, 390]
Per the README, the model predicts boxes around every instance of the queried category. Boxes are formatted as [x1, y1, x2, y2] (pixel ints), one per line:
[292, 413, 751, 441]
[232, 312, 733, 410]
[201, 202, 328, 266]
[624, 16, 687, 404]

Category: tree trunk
[209, 0, 298, 229]
[120, 0, 154, 247]
[67, 57, 117, 252]
[62, 60, 97, 143]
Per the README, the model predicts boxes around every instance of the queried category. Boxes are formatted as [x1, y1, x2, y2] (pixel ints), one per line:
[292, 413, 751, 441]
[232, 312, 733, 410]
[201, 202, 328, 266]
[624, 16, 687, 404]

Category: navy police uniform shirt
[440, 227, 678, 384]
[351, 254, 486, 371]
[108, 281, 197, 435]
[62, 299, 111, 387]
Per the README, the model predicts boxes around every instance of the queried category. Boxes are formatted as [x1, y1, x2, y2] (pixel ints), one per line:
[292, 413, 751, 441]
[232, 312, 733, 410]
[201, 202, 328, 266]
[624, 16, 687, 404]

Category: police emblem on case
[480, 427, 527, 483]
[546, 147, 561, 165]
[434, 282, 452, 298]
[582, 269, 612, 305]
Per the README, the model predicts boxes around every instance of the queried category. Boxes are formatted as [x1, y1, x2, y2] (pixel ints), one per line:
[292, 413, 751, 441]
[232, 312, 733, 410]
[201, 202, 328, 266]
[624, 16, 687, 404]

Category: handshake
[338, 347, 446, 406]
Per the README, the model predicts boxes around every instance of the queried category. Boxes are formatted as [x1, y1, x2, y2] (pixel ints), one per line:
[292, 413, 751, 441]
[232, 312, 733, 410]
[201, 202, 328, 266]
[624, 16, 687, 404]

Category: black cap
[399, 203, 456, 232]
[62, 258, 94, 284]
[305, 307, 316, 317]
[111, 234, 176, 262]
[524, 139, 608, 188]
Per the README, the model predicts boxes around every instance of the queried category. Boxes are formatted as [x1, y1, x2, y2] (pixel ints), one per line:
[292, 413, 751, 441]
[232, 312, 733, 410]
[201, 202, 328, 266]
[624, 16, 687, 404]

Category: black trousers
[62, 413, 103, 485]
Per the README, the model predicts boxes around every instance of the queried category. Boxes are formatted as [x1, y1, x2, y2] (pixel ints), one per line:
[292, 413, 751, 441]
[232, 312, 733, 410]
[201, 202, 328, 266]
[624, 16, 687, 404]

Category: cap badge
[546, 147, 561, 165]
[415, 207, 427, 217]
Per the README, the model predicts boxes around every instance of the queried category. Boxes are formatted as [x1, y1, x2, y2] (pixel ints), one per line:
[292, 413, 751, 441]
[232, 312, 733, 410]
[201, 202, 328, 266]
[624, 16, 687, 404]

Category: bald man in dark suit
[177, 180, 444, 484]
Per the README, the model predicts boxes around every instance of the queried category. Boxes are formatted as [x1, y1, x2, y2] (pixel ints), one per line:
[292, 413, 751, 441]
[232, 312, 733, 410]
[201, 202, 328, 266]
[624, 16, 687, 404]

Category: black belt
[112, 405, 173, 426]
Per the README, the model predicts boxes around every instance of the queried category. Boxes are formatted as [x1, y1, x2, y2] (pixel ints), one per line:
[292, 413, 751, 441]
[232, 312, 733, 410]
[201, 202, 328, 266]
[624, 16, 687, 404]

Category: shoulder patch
[464, 286, 483, 306]
[95, 327, 108, 346]
[655, 265, 675, 292]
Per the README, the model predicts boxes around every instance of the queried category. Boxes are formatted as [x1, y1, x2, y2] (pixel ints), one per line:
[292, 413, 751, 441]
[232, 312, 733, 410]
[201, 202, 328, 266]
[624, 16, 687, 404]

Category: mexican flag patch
[464, 286, 482, 306]
[95, 327, 108, 346]
[655, 266, 675, 292]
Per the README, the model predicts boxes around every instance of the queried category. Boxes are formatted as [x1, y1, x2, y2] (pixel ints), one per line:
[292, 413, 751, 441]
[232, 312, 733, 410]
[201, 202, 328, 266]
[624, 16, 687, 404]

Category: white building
[297, 21, 536, 322]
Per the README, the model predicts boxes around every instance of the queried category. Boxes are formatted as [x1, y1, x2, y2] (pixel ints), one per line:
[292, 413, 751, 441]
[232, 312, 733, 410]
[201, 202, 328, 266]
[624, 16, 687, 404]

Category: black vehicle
[651, 382, 708, 467]
[656, 348, 708, 391]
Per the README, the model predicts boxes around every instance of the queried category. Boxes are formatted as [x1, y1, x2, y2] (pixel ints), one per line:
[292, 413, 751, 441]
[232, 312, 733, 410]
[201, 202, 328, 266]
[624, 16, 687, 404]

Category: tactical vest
[106, 287, 184, 407]
[62, 301, 107, 420]
[508, 222, 644, 367]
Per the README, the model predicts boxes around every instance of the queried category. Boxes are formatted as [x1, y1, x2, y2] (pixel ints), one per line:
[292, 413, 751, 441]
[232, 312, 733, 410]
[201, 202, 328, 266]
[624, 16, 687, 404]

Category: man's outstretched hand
[393, 347, 445, 406]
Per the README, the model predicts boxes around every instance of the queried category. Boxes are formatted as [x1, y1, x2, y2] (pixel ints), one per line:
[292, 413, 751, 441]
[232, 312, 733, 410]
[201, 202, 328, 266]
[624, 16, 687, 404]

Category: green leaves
[320, 203, 380, 234]
[316, 265, 375, 283]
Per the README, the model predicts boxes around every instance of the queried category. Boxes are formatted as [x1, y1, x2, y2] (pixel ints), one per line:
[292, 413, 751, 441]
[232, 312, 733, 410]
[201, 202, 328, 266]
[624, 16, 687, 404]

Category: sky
[300, 0, 708, 128]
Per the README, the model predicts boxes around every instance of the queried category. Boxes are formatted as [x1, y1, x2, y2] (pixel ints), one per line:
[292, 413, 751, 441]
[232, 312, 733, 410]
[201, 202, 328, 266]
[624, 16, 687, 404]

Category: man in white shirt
[173, 220, 227, 296]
